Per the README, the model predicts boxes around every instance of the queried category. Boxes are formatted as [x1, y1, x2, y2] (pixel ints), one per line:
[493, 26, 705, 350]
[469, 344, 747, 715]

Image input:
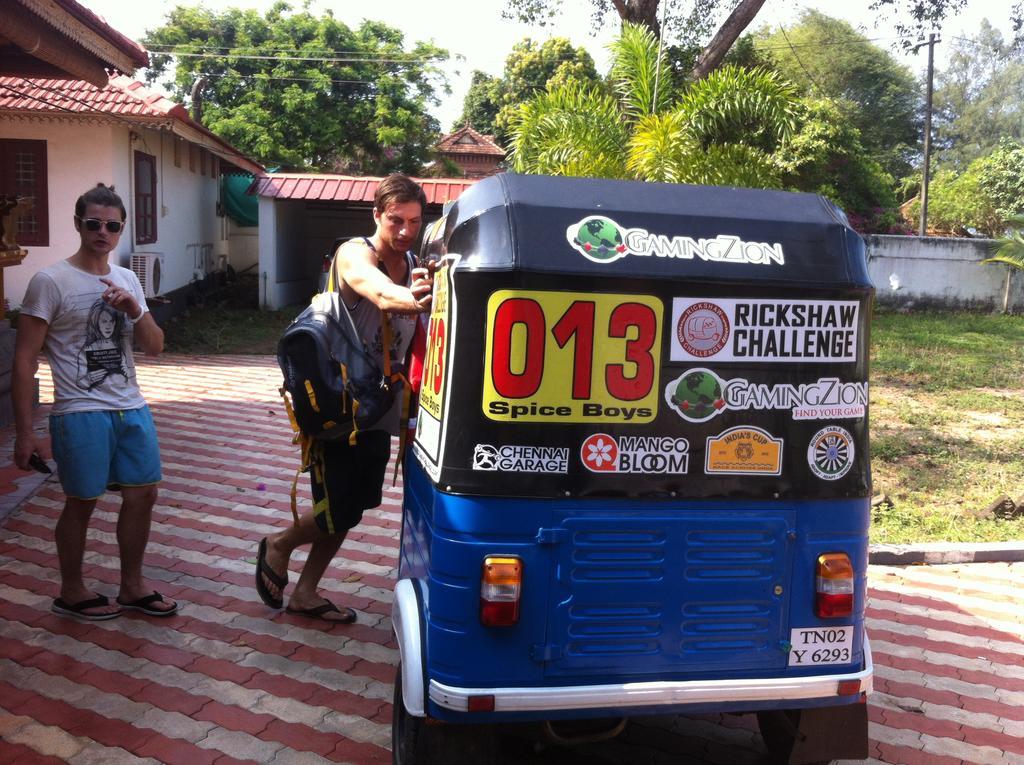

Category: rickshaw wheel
[756, 710, 831, 765]
[392, 663, 428, 764]
[392, 663, 497, 765]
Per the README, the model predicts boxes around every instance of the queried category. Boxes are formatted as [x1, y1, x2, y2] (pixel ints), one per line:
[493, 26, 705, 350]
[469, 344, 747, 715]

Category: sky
[80, 0, 1021, 131]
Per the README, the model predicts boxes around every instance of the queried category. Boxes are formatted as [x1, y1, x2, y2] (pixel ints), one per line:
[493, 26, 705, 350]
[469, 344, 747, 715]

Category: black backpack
[277, 288, 401, 444]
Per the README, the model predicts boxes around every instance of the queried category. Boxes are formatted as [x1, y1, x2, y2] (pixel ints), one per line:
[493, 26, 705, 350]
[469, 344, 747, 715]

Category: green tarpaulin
[222, 174, 258, 227]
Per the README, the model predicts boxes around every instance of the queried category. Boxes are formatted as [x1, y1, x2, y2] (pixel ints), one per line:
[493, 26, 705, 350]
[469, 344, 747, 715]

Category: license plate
[788, 626, 853, 667]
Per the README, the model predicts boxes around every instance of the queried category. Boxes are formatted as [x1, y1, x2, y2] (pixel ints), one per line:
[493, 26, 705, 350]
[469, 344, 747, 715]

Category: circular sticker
[807, 426, 854, 480]
[581, 433, 619, 472]
[677, 302, 729, 358]
[665, 367, 727, 423]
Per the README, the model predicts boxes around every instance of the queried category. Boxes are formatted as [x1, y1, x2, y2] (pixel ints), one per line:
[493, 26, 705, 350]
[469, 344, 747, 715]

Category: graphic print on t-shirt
[75, 297, 130, 390]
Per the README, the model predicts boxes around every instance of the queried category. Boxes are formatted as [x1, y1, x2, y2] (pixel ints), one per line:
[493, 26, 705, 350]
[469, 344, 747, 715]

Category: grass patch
[161, 277, 303, 354]
[869, 309, 1024, 544]
[162, 303, 302, 354]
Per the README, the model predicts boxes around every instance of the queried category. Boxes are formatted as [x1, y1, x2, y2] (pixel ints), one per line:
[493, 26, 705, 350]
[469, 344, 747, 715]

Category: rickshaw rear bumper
[424, 639, 872, 716]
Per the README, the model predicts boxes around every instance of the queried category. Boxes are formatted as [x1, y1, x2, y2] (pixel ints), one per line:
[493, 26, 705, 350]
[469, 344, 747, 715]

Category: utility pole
[914, 33, 940, 237]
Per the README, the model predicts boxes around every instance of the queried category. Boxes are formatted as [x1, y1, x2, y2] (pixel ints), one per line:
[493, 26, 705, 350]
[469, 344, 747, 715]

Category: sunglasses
[77, 217, 124, 233]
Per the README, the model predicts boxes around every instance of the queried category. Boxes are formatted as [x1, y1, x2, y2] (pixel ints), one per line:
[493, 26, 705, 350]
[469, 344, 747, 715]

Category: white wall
[132, 128, 223, 295]
[1, 119, 122, 307]
[1, 116, 227, 307]
[866, 235, 1023, 312]
[227, 217, 259, 272]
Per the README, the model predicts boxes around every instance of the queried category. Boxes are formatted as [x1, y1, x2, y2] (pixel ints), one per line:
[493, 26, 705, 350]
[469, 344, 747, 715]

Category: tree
[985, 214, 1024, 270]
[774, 99, 901, 230]
[142, 3, 449, 172]
[754, 10, 919, 180]
[933, 20, 1024, 170]
[508, 23, 799, 188]
[904, 140, 1024, 237]
[456, 38, 601, 145]
[975, 139, 1024, 224]
[504, 0, 768, 79]
[457, 71, 502, 137]
[503, 0, 1024, 80]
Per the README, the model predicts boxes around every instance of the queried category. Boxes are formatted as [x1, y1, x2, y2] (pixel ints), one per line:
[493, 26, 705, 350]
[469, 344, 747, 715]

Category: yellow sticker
[483, 290, 662, 423]
[705, 426, 783, 475]
[419, 262, 451, 421]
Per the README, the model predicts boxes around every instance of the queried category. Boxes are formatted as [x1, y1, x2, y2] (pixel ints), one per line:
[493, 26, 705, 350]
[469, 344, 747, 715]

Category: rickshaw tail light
[481, 556, 522, 626]
[816, 553, 854, 618]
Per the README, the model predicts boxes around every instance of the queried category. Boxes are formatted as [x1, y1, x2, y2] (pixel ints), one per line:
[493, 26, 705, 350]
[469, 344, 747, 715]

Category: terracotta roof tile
[247, 174, 478, 206]
[436, 125, 506, 157]
[0, 75, 260, 172]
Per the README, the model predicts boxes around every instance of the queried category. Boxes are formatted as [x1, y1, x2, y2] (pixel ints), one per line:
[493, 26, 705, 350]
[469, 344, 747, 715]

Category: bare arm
[131, 313, 164, 355]
[12, 315, 51, 469]
[100, 277, 163, 355]
[336, 242, 431, 315]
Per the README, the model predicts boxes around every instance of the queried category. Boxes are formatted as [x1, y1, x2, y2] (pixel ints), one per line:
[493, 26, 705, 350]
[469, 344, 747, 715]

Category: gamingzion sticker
[806, 426, 855, 481]
[580, 433, 690, 474]
[671, 298, 860, 363]
[665, 368, 868, 423]
[566, 216, 786, 267]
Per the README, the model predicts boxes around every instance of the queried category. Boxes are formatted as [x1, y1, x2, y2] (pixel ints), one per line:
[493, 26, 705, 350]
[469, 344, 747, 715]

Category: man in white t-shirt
[12, 183, 177, 621]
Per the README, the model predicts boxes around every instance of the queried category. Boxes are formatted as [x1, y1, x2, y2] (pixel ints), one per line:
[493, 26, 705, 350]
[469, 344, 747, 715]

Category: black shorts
[309, 430, 392, 534]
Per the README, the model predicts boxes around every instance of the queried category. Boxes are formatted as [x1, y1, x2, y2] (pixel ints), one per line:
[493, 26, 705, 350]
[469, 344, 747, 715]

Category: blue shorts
[49, 406, 161, 500]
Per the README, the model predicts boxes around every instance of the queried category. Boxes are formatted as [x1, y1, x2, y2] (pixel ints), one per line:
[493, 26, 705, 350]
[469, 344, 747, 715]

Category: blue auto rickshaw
[392, 174, 873, 764]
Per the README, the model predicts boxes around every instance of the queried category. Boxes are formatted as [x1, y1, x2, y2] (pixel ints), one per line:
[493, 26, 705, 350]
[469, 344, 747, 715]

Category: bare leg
[261, 511, 322, 600]
[55, 496, 118, 617]
[116, 484, 175, 612]
[264, 513, 352, 621]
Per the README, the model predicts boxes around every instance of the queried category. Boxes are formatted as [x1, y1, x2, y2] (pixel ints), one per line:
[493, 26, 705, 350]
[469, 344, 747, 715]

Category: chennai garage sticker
[705, 426, 783, 476]
[580, 433, 690, 474]
[671, 298, 860, 363]
[665, 368, 868, 423]
[472, 445, 569, 474]
[566, 216, 785, 267]
[806, 426, 855, 481]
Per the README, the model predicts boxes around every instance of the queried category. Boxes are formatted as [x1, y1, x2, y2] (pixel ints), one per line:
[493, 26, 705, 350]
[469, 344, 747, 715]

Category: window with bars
[0, 139, 48, 247]
[134, 150, 158, 245]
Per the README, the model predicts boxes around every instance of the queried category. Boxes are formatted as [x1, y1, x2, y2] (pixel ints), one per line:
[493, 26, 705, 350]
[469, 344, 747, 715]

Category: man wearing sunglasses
[12, 183, 176, 621]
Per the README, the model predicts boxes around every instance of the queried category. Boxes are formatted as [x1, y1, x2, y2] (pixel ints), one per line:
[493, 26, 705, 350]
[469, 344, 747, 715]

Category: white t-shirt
[21, 259, 149, 415]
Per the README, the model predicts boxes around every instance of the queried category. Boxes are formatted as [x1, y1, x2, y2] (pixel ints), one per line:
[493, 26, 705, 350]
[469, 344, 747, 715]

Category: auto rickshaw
[392, 174, 873, 764]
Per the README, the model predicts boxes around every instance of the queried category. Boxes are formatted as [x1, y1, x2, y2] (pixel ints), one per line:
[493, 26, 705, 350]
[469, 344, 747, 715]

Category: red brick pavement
[0, 354, 1021, 764]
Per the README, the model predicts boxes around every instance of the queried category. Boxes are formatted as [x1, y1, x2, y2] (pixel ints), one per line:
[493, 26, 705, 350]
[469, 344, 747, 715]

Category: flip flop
[255, 537, 286, 609]
[286, 600, 356, 623]
[116, 591, 178, 617]
[52, 594, 122, 621]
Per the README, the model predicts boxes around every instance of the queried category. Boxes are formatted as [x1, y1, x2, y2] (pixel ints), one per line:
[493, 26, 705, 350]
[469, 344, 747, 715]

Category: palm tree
[507, 22, 800, 187]
[983, 214, 1024, 312]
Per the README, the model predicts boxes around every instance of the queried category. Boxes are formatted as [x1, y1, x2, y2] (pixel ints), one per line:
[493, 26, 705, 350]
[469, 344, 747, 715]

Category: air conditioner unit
[130, 253, 162, 298]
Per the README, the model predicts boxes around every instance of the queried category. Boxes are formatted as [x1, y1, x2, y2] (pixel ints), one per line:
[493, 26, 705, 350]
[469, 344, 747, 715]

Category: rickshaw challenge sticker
[705, 426, 783, 475]
[670, 298, 860, 363]
[807, 426, 855, 480]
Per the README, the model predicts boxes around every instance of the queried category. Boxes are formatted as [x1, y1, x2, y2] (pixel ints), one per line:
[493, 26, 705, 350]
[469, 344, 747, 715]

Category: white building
[0, 74, 262, 313]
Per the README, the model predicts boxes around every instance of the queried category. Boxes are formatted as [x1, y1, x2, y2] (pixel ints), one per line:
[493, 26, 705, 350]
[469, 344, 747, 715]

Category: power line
[777, 26, 826, 96]
[144, 49, 436, 66]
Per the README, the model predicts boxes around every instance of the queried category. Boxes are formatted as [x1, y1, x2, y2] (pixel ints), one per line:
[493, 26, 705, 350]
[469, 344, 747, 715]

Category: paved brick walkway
[0, 355, 1021, 764]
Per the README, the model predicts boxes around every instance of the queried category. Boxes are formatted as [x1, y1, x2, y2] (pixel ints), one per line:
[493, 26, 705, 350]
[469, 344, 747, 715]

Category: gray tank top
[343, 240, 417, 435]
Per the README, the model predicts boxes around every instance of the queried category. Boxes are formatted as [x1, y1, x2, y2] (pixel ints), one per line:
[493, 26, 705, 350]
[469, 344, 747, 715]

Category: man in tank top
[256, 174, 432, 622]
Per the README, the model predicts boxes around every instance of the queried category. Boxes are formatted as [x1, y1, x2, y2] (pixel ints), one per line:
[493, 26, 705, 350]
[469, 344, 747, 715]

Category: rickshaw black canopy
[414, 174, 875, 501]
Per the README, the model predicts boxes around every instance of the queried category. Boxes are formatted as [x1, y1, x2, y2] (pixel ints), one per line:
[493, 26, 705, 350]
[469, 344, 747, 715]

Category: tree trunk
[613, 0, 663, 37]
[690, 0, 769, 80]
